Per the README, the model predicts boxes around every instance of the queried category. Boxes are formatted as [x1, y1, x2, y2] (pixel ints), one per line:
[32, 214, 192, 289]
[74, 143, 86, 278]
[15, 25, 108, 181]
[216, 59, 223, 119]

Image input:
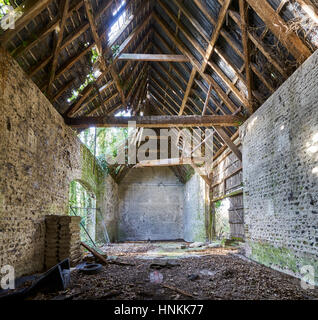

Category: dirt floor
[31, 242, 318, 300]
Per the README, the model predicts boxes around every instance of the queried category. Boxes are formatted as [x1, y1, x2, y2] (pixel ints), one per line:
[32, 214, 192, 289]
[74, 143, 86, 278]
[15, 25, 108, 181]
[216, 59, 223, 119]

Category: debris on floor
[28, 242, 318, 300]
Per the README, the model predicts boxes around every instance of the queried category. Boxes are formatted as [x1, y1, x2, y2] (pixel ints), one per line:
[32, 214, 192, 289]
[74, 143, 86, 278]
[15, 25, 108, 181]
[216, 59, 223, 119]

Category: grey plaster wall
[118, 167, 184, 241]
[184, 173, 207, 242]
[240, 49, 318, 284]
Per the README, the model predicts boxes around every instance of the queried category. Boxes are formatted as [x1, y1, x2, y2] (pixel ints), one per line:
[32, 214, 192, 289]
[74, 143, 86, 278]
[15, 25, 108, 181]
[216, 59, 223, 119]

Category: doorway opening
[69, 180, 97, 245]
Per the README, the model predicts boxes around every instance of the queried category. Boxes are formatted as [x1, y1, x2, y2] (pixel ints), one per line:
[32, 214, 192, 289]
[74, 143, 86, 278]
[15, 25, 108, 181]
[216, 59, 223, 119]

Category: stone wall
[0, 49, 111, 277]
[118, 167, 184, 241]
[96, 175, 119, 243]
[240, 49, 318, 284]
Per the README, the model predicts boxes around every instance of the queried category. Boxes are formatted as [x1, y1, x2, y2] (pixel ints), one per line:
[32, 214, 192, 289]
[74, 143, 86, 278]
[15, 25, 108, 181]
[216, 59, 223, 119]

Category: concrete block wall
[240, 49, 318, 284]
[183, 172, 208, 242]
[118, 167, 185, 241]
[117, 168, 208, 242]
[0, 49, 111, 277]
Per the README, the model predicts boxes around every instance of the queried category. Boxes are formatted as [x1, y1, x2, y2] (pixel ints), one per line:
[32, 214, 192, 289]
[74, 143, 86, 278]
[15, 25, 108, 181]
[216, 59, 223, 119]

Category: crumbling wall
[240, 49, 318, 285]
[211, 143, 243, 241]
[0, 49, 111, 277]
[183, 172, 208, 242]
[118, 167, 184, 241]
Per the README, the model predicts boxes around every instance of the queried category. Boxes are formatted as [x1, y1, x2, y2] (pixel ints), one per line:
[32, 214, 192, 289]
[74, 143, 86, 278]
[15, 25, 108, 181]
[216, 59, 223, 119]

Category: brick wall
[0, 49, 109, 277]
[240, 49, 318, 284]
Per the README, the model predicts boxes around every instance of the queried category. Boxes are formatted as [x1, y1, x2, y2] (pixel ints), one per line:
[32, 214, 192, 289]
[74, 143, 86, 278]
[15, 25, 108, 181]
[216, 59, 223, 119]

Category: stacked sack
[45, 215, 82, 269]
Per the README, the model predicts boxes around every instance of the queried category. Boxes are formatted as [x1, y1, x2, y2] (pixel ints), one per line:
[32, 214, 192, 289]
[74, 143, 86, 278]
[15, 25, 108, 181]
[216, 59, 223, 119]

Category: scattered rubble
[189, 242, 205, 248]
[29, 243, 318, 300]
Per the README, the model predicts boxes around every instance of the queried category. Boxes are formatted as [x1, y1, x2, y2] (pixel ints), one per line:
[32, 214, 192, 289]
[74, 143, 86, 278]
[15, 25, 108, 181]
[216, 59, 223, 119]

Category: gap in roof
[108, 0, 133, 45]
[115, 110, 132, 117]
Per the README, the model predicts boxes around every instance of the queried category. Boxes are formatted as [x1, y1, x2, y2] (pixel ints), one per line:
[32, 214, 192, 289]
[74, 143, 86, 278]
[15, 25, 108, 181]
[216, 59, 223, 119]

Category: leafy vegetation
[69, 180, 96, 245]
[0, 0, 11, 20]
[67, 73, 96, 103]
[66, 47, 100, 103]
[111, 44, 120, 57]
[78, 126, 129, 169]
[90, 47, 100, 64]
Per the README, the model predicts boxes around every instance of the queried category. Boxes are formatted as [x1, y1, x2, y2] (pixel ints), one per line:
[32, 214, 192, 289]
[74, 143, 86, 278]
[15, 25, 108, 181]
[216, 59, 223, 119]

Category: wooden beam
[239, 0, 254, 115]
[118, 54, 189, 62]
[47, 0, 70, 97]
[1, 0, 54, 46]
[52, 79, 74, 102]
[65, 115, 245, 128]
[214, 127, 242, 161]
[178, 0, 232, 115]
[84, 0, 126, 111]
[154, 14, 238, 114]
[245, 0, 311, 63]
[153, 34, 229, 117]
[203, 0, 232, 71]
[65, 20, 151, 117]
[84, 0, 103, 59]
[297, 0, 318, 24]
[135, 157, 206, 167]
[179, 69, 196, 116]
[11, 1, 84, 59]
[202, 84, 212, 116]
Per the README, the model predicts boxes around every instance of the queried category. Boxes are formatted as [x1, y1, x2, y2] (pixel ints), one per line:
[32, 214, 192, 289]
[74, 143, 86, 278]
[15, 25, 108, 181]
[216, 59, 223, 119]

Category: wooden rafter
[153, 38, 240, 148]
[47, 0, 70, 97]
[239, 0, 254, 115]
[84, 0, 125, 106]
[192, 0, 289, 94]
[12, 2, 85, 58]
[179, 0, 232, 115]
[65, 14, 151, 117]
[153, 34, 228, 117]
[156, 0, 243, 116]
[0, 0, 54, 46]
[245, 0, 311, 63]
[149, 101, 213, 185]
[153, 13, 238, 114]
[297, 0, 318, 22]
[135, 157, 205, 168]
[202, 84, 212, 116]
[214, 127, 242, 161]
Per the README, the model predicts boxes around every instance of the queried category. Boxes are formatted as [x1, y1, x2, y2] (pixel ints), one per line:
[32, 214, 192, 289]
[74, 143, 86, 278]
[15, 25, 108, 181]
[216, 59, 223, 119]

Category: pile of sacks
[45, 215, 82, 269]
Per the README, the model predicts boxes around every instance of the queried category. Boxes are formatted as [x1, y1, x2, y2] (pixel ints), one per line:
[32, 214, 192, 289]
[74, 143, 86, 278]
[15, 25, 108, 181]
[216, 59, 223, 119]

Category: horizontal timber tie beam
[65, 115, 245, 128]
[135, 157, 205, 168]
[118, 54, 190, 62]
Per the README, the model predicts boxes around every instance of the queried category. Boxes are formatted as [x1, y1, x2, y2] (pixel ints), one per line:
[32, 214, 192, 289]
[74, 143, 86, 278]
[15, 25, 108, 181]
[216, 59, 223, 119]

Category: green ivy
[111, 44, 120, 57]
[0, 0, 10, 20]
[90, 47, 100, 64]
